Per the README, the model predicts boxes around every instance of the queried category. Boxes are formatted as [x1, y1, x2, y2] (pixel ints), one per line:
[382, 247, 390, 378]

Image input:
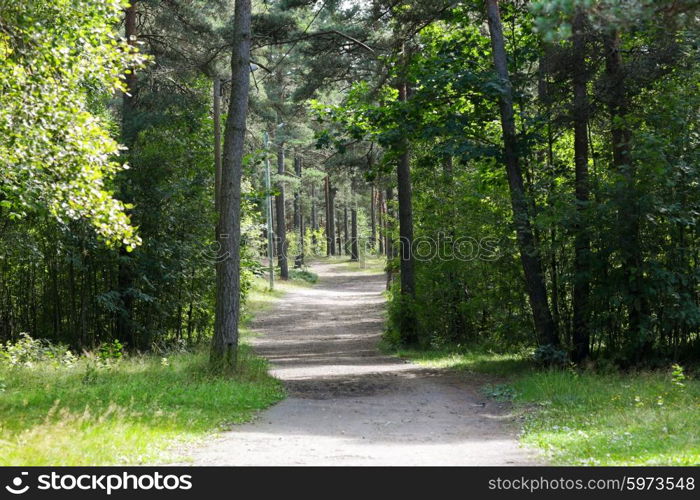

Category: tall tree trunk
[336, 207, 343, 256]
[370, 185, 376, 252]
[311, 181, 317, 249]
[324, 177, 331, 256]
[276, 144, 289, 279]
[343, 205, 349, 255]
[396, 76, 417, 344]
[385, 186, 394, 260]
[328, 182, 337, 255]
[211, 0, 252, 372]
[603, 28, 648, 350]
[351, 207, 359, 261]
[485, 0, 558, 346]
[571, 9, 591, 361]
[377, 189, 384, 255]
[294, 156, 304, 268]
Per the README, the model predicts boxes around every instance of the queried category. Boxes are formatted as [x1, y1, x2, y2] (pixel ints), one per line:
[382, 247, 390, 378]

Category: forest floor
[175, 259, 540, 465]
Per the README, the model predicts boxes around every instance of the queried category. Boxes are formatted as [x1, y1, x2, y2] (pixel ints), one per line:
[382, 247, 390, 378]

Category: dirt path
[180, 261, 540, 465]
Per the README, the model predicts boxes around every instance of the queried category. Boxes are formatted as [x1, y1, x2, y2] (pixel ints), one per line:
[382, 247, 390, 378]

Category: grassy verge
[397, 347, 700, 465]
[0, 347, 283, 465]
[0, 273, 314, 465]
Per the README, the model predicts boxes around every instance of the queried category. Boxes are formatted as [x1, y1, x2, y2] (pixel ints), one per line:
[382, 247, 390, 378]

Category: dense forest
[1, 0, 699, 371]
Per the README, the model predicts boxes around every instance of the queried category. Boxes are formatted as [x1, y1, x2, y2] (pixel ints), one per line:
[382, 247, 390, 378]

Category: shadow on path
[177, 261, 542, 465]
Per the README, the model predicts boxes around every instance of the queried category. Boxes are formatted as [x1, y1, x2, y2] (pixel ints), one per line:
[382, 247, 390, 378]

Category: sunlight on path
[175, 261, 541, 466]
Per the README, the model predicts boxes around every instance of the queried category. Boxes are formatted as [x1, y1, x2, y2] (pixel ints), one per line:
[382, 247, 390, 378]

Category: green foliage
[289, 269, 318, 283]
[97, 339, 124, 364]
[326, 0, 700, 365]
[0, 333, 76, 368]
[0, 0, 146, 247]
[533, 344, 569, 368]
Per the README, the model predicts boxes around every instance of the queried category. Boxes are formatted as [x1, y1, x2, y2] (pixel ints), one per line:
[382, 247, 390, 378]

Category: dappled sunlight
[177, 260, 541, 465]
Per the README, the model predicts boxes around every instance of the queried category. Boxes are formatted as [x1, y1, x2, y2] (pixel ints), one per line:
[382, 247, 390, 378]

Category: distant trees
[3, 0, 699, 369]
[315, 0, 700, 364]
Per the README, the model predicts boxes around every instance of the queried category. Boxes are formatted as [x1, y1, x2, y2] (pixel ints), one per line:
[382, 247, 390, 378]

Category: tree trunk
[370, 185, 376, 252]
[324, 176, 331, 256]
[485, 0, 558, 346]
[385, 186, 394, 260]
[311, 182, 318, 249]
[336, 208, 343, 256]
[328, 181, 337, 255]
[377, 189, 384, 255]
[294, 156, 304, 268]
[343, 205, 349, 255]
[211, 0, 252, 372]
[351, 207, 359, 261]
[396, 76, 417, 344]
[571, 9, 591, 362]
[276, 144, 289, 279]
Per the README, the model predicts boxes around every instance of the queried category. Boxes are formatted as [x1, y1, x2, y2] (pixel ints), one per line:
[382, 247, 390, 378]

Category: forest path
[180, 260, 540, 465]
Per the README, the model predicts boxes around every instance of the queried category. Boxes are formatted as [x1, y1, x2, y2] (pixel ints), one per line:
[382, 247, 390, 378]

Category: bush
[0, 333, 76, 367]
[289, 268, 318, 283]
[533, 344, 568, 368]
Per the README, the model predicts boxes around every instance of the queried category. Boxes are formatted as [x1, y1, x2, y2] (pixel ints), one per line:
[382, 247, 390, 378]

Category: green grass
[397, 346, 700, 465]
[0, 347, 283, 465]
[0, 271, 321, 466]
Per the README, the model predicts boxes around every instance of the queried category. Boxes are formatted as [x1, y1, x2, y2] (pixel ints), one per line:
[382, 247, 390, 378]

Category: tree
[211, 0, 252, 372]
[571, 7, 591, 362]
[485, 0, 558, 347]
[0, 0, 143, 246]
[275, 142, 289, 279]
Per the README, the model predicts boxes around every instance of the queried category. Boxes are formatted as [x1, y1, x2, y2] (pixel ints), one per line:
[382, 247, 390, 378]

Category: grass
[0, 272, 317, 466]
[397, 346, 700, 465]
[0, 347, 283, 465]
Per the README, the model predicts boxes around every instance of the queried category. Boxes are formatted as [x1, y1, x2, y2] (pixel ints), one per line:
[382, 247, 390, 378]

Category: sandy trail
[180, 261, 540, 465]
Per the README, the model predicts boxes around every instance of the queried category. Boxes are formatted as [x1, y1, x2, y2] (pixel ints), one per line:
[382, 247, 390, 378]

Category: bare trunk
[324, 177, 331, 256]
[343, 205, 349, 255]
[276, 145, 289, 279]
[370, 185, 376, 252]
[328, 181, 337, 255]
[486, 0, 558, 346]
[377, 189, 384, 255]
[351, 207, 359, 261]
[385, 187, 394, 260]
[211, 0, 252, 372]
[294, 156, 304, 268]
[395, 75, 417, 344]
